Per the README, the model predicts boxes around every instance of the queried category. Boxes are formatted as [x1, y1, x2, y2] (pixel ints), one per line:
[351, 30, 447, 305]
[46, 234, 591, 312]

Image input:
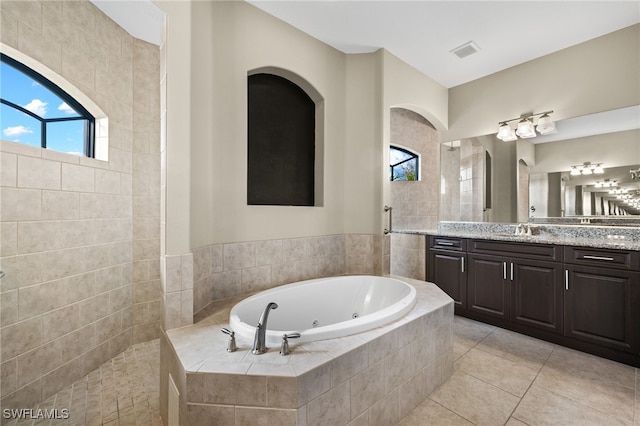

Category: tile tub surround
[191, 234, 389, 316]
[160, 277, 453, 426]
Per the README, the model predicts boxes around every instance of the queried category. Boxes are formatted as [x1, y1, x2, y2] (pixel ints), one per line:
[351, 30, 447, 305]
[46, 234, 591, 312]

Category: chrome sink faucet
[252, 302, 278, 355]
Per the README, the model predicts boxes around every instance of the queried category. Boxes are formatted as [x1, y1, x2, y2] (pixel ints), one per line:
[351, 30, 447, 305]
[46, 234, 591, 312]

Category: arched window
[0, 53, 95, 157]
[247, 73, 316, 206]
[390, 145, 419, 181]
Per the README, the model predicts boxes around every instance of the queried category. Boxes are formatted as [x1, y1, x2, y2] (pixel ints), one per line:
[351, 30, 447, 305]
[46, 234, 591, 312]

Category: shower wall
[0, 0, 160, 413]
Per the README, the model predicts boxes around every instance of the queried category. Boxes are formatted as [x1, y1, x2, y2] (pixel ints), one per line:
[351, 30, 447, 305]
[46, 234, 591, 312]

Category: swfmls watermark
[2, 408, 70, 420]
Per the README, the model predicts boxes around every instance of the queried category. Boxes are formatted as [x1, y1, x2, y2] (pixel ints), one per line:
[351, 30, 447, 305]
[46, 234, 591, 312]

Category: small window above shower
[390, 145, 420, 181]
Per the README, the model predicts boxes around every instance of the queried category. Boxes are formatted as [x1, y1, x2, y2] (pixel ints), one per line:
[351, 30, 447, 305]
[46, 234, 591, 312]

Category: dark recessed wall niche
[247, 73, 315, 206]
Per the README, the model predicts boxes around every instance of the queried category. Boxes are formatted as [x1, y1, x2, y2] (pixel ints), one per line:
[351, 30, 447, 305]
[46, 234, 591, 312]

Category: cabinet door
[564, 265, 640, 354]
[468, 254, 509, 320]
[430, 250, 467, 309]
[511, 259, 563, 334]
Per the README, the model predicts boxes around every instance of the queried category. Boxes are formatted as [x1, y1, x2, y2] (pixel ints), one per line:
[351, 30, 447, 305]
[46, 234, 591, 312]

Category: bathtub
[229, 275, 417, 345]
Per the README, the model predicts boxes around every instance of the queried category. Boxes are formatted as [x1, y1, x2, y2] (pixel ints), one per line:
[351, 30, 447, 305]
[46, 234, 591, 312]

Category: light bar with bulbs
[569, 162, 604, 176]
[496, 110, 556, 142]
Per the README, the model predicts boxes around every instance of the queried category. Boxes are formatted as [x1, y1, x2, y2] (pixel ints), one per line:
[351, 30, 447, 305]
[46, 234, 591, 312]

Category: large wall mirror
[440, 106, 640, 223]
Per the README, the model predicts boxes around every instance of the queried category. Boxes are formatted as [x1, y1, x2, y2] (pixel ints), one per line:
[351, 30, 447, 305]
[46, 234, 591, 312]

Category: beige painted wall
[158, 1, 448, 250]
[531, 129, 640, 174]
[445, 24, 639, 142]
[189, 1, 348, 247]
[381, 50, 448, 230]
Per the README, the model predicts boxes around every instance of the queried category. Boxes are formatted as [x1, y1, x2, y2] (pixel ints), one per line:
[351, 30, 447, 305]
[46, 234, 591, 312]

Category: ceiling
[246, 1, 639, 89]
[94, 0, 640, 89]
[91, 0, 640, 138]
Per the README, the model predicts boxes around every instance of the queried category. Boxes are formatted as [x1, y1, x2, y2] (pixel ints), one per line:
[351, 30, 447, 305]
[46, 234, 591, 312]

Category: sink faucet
[515, 223, 524, 235]
[252, 302, 278, 354]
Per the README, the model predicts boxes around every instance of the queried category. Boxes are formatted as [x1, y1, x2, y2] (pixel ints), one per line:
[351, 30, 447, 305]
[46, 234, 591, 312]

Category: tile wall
[191, 234, 388, 316]
[0, 0, 160, 414]
[390, 233, 426, 281]
[389, 108, 440, 232]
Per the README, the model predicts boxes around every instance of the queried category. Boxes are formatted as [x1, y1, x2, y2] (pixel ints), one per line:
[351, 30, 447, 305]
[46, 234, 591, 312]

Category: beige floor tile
[452, 316, 496, 360]
[505, 417, 528, 426]
[430, 370, 520, 425]
[513, 385, 631, 426]
[534, 348, 635, 423]
[475, 327, 555, 372]
[454, 347, 538, 397]
[546, 345, 636, 389]
[397, 399, 474, 426]
[453, 316, 496, 345]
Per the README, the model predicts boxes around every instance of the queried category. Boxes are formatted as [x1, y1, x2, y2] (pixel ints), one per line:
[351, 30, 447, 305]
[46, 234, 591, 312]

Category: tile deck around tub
[165, 276, 453, 377]
[161, 276, 455, 426]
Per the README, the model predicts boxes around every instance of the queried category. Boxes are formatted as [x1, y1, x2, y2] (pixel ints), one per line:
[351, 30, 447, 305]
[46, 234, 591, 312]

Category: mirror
[530, 165, 640, 217]
[440, 109, 640, 223]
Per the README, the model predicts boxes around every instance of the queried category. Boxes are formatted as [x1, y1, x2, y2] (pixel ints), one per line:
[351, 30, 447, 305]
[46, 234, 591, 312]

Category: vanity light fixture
[569, 161, 604, 176]
[595, 179, 617, 188]
[609, 187, 626, 195]
[496, 110, 555, 141]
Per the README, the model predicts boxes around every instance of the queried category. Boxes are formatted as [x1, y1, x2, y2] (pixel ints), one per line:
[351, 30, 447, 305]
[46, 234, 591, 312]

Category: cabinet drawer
[469, 239, 562, 262]
[429, 235, 466, 251]
[564, 247, 640, 271]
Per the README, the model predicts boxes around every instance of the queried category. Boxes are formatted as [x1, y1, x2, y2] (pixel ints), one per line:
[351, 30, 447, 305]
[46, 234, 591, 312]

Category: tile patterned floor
[7, 317, 640, 425]
[399, 316, 640, 426]
[4, 340, 161, 426]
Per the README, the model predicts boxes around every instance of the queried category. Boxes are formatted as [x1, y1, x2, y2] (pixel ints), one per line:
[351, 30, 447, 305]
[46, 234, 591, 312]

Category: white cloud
[3, 125, 33, 137]
[58, 102, 75, 114]
[23, 99, 47, 116]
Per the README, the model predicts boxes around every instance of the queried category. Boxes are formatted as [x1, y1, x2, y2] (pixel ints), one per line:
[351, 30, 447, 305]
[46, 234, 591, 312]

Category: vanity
[425, 221, 640, 367]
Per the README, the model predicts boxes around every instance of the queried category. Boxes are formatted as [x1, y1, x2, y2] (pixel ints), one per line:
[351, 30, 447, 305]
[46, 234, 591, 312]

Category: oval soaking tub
[229, 275, 417, 345]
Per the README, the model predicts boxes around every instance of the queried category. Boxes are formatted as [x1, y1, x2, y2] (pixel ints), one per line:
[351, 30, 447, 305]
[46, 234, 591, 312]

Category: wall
[0, 0, 160, 413]
[531, 129, 640, 174]
[439, 144, 461, 221]
[152, 1, 447, 318]
[389, 108, 440, 280]
[445, 24, 639, 142]
[189, 0, 348, 247]
[459, 139, 484, 222]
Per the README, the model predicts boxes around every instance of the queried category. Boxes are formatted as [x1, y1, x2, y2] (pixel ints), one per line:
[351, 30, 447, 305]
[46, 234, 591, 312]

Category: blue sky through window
[0, 57, 87, 155]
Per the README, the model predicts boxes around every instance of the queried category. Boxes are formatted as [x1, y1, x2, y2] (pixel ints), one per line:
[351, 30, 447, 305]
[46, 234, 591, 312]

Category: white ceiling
[92, 1, 640, 89]
[91, 0, 640, 138]
[247, 1, 640, 88]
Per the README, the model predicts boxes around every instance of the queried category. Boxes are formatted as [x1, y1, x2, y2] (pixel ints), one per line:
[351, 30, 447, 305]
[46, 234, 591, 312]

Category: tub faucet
[252, 302, 278, 354]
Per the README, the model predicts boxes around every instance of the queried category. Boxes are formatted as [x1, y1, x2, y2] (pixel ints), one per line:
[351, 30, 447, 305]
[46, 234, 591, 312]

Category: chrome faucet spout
[252, 302, 278, 355]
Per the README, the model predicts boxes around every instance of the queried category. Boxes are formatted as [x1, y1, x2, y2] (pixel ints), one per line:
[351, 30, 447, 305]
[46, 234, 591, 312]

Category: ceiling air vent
[450, 41, 480, 59]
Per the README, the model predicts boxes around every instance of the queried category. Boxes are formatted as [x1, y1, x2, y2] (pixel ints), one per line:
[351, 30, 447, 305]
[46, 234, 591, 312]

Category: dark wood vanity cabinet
[466, 240, 564, 334]
[427, 235, 640, 366]
[563, 247, 640, 354]
[427, 236, 467, 310]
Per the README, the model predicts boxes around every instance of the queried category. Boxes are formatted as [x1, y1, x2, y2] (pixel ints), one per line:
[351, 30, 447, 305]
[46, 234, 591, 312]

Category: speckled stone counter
[395, 221, 640, 251]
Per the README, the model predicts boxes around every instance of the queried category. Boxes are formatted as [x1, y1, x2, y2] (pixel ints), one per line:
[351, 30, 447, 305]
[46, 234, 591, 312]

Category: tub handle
[221, 328, 238, 352]
[280, 333, 301, 356]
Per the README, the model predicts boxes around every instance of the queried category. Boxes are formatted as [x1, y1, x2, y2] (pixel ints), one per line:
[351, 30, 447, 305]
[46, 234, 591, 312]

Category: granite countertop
[395, 222, 640, 251]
